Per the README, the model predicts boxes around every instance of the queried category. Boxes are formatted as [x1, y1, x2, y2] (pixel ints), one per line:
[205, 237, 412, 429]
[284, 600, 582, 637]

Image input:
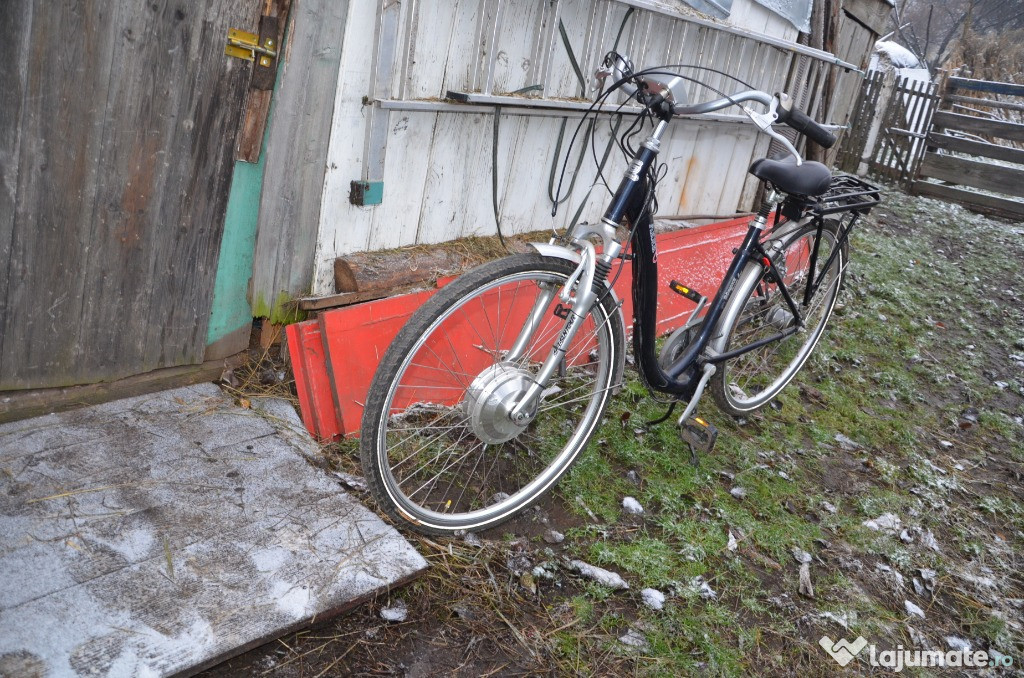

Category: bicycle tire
[709, 219, 846, 416]
[360, 253, 625, 535]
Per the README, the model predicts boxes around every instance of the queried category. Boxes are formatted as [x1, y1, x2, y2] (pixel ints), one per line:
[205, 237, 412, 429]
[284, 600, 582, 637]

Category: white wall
[312, 0, 828, 297]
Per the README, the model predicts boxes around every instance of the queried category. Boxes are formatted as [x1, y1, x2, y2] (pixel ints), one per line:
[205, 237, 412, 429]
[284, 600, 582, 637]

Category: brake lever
[743, 97, 803, 166]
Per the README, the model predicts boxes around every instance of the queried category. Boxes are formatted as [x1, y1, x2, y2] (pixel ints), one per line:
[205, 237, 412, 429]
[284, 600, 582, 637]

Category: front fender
[528, 242, 581, 265]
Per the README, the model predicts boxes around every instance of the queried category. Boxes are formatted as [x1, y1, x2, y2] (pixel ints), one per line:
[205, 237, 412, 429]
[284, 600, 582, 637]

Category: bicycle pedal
[679, 415, 719, 459]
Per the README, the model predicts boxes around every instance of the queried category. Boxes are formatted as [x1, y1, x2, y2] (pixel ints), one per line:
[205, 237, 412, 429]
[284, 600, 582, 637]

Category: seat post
[751, 188, 783, 231]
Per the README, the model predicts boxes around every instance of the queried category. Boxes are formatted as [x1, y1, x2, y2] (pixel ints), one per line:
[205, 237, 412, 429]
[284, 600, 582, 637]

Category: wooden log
[931, 111, 1024, 142]
[927, 133, 1024, 165]
[333, 248, 466, 294]
[912, 181, 1024, 220]
[918, 153, 1024, 199]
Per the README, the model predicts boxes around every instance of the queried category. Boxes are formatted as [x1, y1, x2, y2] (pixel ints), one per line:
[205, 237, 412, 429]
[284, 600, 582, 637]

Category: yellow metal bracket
[225, 28, 278, 67]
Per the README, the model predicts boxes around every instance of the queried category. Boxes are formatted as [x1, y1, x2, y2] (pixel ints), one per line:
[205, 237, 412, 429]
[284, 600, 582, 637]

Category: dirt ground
[201, 187, 1023, 677]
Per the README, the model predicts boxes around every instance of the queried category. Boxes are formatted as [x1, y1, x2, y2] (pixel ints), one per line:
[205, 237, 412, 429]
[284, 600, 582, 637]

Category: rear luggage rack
[814, 174, 881, 216]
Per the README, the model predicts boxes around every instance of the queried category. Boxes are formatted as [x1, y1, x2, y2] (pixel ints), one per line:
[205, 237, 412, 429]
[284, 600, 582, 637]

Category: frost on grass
[683, 575, 718, 600]
[904, 600, 926, 619]
[641, 588, 666, 611]
[618, 628, 651, 652]
[380, 600, 408, 622]
[622, 497, 644, 515]
[570, 560, 629, 590]
[862, 513, 902, 532]
[946, 636, 971, 652]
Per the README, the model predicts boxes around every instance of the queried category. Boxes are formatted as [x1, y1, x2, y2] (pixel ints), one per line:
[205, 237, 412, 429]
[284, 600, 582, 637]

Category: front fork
[507, 232, 622, 423]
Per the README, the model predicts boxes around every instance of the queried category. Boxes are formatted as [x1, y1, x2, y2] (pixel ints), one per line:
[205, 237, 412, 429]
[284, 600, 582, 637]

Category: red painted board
[613, 216, 754, 335]
[319, 289, 436, 436]
[286, 322, 318, 436]
[313, 217, 771, 438]
[286, 321, 343, 440]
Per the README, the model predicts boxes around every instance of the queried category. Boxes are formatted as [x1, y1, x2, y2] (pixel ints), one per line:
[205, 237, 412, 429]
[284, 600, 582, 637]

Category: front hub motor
[463, 363, 536, 444]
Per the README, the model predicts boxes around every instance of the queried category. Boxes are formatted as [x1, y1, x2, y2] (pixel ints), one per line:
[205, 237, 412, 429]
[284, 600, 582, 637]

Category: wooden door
[0, 0, 259, 390]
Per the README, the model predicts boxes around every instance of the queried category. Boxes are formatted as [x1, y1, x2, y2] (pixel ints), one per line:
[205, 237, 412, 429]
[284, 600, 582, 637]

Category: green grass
[302, 189, 1023, 677]
[536, 190, 1024, 675]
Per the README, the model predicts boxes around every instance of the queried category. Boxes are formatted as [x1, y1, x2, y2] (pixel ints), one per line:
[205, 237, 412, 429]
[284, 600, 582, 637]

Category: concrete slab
[0, 384, 427, 677]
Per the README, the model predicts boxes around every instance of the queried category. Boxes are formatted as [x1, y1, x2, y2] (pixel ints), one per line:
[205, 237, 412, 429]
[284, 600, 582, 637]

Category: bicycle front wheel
[709, 219, 846, 415]
[360, 253, 625, 535]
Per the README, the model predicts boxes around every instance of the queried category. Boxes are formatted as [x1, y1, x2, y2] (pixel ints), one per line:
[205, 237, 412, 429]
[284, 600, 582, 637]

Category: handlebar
[672, 90, 772, 115]
[774, 93, 837, 149]
[603, 55, 837, 157]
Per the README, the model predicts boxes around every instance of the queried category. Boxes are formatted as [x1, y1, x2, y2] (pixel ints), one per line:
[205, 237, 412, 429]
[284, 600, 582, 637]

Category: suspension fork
[508, 236, 620, 423]
[506, 121, 675, 422]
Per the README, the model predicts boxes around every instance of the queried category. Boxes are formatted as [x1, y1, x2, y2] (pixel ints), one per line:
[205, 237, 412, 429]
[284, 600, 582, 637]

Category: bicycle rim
[711, 222, 843, 414]
[364, 256, 621, 533]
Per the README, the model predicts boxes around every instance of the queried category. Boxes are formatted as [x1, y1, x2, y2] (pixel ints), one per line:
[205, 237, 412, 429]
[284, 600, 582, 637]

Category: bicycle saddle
[748, 156, 831, 197]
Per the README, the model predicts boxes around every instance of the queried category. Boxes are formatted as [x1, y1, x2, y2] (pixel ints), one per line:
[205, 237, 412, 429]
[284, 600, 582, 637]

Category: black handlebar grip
[775, 93, 837, 149]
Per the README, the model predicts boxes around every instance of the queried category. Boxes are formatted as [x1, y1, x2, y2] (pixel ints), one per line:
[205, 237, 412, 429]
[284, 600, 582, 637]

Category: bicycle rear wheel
[360, 253, 625, 535]
[709, 219, 846, 415]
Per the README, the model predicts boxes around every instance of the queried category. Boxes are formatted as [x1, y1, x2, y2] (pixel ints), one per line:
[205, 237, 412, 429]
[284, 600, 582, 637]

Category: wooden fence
[836, 70, 887, 173]
[912, 77, 1024, 220]
[841, 72, 1024, 220]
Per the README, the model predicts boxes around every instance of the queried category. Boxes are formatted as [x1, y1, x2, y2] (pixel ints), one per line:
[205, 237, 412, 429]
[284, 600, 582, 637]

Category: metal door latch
[225, 27, 278, 67]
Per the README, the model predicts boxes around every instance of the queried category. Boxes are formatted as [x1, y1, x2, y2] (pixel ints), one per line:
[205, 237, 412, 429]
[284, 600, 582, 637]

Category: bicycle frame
[510, 112, 873, 420]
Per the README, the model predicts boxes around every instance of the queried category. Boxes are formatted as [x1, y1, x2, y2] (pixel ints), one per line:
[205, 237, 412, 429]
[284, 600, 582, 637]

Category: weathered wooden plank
[404, 0, 466, 99]
[543, 0, 588, 98]
[317, 0, 377, 264]
[0, 2, 33, 361]
[236, 0, 294, 162]
[931, 111, 1024, 142]
[687, 123, 740, 216]
[948, 77, 1024, 98]
[491, 1, 546, 95]
[843, 0, 892, 36]
[416, 112, 495, 243]
[1, 2, 122, 389]
[124, 2, 252, 377]
[249, 0, 350, 322]
[927, 133, 1024, 165]
[0, 354, 245, 424]
[912, 181, 1024, 220]
[945, 93, 1024, 114]
[107, 1, 257, 382]
[2, 1, 259, 391]
[366, 111, 438, 251]
[718, 126, 761, 213]
[918, 153, 1024, 199]
[496, 114, 567, 235]
[0, 384, 426, 675]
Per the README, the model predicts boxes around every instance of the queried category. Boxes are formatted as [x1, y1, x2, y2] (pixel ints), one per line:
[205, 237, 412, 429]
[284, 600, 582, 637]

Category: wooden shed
[0, 0, 891, 415]
[252, 0, 891, 311]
